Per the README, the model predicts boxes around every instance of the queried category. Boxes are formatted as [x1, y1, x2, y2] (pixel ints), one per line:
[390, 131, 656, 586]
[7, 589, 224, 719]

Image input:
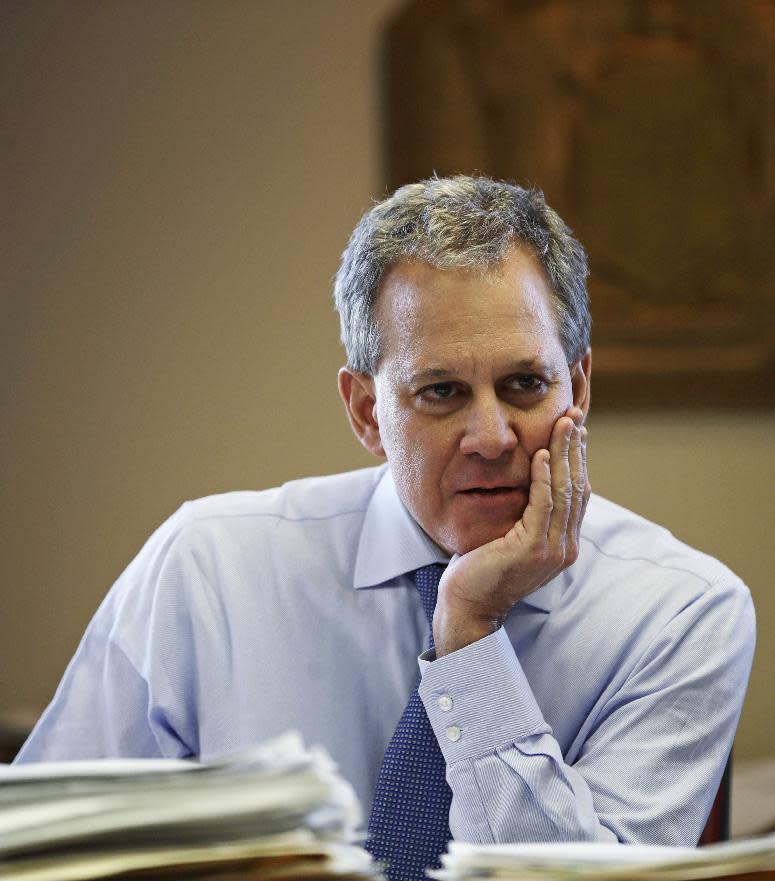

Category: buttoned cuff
[417, 627, 549, 764]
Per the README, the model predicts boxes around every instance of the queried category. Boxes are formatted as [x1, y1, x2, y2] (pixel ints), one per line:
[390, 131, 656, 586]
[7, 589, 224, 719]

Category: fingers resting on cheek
[527, 407, 590, 563]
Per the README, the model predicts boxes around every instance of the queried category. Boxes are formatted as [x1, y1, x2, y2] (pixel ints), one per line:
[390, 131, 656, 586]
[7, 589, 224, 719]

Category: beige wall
[2, 1, 772, 760]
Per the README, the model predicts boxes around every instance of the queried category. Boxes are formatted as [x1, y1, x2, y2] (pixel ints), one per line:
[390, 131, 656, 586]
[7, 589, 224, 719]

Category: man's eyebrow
[408, 368, 457, 384]
[408, 359, 549, 385]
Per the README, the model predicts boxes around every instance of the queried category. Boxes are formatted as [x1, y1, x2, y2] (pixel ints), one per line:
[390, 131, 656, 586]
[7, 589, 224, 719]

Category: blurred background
[1, 0, 772, 829]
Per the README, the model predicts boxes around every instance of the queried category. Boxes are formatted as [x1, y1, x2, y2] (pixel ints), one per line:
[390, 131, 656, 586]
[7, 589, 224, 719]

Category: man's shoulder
[115, 466, 388, 596]
[173, 465, 386, 530]
[582, 493, 747, 598]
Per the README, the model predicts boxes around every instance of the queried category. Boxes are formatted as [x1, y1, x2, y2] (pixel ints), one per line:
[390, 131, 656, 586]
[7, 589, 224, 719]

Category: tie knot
[413, 563, 446, 627]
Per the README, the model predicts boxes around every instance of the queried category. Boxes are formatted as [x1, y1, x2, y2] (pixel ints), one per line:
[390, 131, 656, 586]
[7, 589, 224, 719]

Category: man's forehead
[372, 246, 566, 376]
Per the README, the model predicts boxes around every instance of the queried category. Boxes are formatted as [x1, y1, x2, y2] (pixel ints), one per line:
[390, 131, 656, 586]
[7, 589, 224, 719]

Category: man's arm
[15, 511, 197, 763]
[419, 578, 754, 845]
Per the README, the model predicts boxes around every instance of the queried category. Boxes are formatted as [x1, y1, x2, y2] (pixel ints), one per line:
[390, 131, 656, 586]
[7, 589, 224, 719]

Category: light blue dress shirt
[16, 465, 755, 847]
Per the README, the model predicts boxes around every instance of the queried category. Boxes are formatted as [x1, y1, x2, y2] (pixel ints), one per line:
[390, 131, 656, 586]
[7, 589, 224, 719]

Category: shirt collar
[352, 465, 560, 613]
[354, 466, 449, 589]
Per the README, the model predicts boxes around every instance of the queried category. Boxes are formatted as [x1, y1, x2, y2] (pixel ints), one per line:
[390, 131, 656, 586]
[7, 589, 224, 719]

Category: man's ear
[571, 348, 592, 422]
[338, 368, 385, 458]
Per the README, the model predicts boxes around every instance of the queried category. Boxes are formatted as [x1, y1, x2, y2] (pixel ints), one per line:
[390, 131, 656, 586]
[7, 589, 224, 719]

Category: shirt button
[445, 726, 462, 742]
[437, 695, 453, 711]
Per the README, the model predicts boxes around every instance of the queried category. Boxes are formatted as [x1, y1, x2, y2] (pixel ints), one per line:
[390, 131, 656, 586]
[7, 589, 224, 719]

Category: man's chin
[438, 518, 519, 556]
[450, 494, 528, 554]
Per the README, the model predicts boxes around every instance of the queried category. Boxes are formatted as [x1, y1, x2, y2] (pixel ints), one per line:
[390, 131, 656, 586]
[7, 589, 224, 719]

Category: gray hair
[333, 175, 591, 373]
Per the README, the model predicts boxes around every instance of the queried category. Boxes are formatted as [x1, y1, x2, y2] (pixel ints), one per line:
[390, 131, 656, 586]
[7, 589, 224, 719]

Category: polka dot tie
[366, 563, 451, 881]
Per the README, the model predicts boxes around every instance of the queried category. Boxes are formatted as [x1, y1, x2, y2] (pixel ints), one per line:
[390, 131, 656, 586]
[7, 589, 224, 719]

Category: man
[17, 177, 754, 879]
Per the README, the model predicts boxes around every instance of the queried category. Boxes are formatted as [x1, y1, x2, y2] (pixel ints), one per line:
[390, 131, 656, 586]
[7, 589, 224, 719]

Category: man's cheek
[522, 415, 559, 456]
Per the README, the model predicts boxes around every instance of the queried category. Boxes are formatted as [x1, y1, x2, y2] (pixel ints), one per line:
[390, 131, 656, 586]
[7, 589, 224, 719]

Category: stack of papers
[431, 837, 775, 881]
[0, 732, 381, 881]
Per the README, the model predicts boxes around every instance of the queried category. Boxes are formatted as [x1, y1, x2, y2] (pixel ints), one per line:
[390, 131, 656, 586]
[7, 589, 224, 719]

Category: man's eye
[507, 375, 545, 392]
[417, 382, 457, 402]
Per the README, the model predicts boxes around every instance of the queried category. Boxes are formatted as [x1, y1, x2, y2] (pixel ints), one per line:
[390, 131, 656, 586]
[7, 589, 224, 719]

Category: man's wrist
[433, 602, 503, 657]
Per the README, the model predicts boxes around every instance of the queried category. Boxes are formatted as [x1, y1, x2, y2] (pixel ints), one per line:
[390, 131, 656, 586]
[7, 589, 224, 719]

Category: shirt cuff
[417, 627, 549, 764]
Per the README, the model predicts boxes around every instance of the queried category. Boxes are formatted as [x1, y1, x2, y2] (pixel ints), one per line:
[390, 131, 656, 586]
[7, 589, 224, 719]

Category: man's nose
[458, 395, 518, 459]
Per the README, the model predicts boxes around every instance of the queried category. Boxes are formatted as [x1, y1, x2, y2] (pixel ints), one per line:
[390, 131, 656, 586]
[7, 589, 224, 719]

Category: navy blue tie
[367, 563, 451, 881]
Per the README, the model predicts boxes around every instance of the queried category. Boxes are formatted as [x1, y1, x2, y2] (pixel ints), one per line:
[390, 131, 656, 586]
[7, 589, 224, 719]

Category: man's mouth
[459, 486, 523, 495]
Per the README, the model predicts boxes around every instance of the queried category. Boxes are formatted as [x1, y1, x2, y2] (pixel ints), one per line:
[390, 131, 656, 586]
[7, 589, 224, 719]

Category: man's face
[341, 245, 589, 556]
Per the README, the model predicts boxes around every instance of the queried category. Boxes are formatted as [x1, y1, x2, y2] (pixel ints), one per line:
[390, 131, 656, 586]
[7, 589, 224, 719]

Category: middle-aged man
[16, 177, 755, 881]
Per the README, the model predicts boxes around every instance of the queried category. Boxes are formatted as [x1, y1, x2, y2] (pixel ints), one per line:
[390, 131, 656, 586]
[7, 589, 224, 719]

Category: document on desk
[432, 836, 775, 880]
[0, 731, 380, 880]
